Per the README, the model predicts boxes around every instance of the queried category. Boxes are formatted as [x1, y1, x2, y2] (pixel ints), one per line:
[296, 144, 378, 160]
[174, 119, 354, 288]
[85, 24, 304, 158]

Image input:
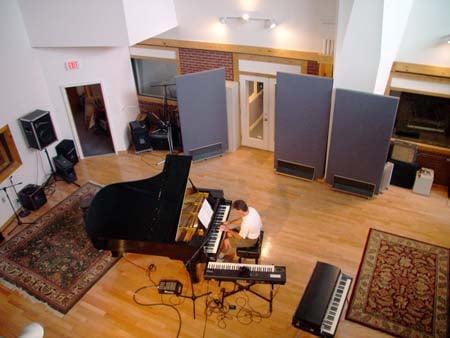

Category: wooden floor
[1, 147, 449, 338]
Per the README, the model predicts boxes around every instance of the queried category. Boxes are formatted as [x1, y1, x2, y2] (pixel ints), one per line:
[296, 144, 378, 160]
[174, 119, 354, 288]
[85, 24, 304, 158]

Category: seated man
[219, 200, 262, 260]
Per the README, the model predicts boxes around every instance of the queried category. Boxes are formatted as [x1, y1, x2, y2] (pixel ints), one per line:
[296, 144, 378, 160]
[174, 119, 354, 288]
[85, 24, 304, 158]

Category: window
[391, 91, 450, 149]
[131, 58, 178, 99]
[0, 125, 22, 183]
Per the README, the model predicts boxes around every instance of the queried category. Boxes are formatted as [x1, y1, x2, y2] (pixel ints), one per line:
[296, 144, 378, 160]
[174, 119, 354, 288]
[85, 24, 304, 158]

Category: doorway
[64, 84, 115, 157]
[239, 75, 276, 151]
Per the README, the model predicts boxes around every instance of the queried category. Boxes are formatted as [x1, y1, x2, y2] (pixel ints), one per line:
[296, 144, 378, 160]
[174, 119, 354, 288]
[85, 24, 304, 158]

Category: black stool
[236, 231, 264, 264]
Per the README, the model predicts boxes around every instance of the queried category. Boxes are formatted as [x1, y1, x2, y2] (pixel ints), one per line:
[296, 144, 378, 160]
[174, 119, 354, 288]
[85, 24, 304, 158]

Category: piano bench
[236, 231, 264, 264]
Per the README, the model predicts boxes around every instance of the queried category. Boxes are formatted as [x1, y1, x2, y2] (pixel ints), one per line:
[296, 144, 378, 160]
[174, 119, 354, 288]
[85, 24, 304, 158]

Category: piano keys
[85, 154, 230, 264]
[203, 202, 231, 257]
[204, 261, 287, 284]
[292, 262, 352, 337]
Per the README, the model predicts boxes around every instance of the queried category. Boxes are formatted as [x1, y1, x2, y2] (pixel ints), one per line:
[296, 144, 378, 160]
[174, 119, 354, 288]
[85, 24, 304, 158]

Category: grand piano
[85, 154, 231, 270]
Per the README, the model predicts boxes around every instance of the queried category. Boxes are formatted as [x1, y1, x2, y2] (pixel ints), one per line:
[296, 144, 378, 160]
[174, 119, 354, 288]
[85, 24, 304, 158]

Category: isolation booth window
[131, 58, 178, 99]
[391, 91, 450, 149]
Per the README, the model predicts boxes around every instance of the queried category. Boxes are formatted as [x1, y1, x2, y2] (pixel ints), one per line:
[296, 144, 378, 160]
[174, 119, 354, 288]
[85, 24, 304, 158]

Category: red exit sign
[65, 60, 79, 70]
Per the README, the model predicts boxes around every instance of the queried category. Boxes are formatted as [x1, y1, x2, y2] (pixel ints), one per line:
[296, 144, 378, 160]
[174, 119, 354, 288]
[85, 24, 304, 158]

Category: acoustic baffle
[176, 68, 228, 161]
[274, 72, 333, 180]
[325, 89, 399, 197]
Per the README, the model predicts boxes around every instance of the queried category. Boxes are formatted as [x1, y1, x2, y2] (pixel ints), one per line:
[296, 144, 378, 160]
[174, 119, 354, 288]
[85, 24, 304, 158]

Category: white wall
[334, 0, 354, 63]
[157, 0, 337, 52]
[18, 0, 178, 47]
[397, 0, 450, 67]
[18, 0, 129, 47]
[0, 0, 54, 227]
[373, 0, 413, 95]
[35, 47, 139, 153]
[122, 0, 178, 46]
[333, 0, 383, 92]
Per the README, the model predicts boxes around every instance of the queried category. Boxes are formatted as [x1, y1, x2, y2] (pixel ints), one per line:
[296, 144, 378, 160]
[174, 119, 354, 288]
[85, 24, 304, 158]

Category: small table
[413, 168, 434, 196]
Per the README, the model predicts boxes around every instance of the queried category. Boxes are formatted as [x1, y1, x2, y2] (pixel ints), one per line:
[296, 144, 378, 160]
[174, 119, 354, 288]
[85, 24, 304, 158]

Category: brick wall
[178, 48, 234, 81]
[307, 61, 319, 75]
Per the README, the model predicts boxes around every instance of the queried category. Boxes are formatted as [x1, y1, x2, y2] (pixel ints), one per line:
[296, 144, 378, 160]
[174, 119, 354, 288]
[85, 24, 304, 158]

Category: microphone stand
[149, 83, 176, 165]
[9, 176, 30, 217]
[178, 226, 215, 319]
[0, 182, 34, 227]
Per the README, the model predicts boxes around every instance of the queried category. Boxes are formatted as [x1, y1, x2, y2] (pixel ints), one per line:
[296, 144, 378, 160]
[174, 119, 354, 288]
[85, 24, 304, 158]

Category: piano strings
[176, 191, 208, 242]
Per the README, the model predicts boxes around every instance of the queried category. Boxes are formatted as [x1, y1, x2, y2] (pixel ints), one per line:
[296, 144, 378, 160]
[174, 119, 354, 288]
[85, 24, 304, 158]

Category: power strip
[158, 280, 183, 295]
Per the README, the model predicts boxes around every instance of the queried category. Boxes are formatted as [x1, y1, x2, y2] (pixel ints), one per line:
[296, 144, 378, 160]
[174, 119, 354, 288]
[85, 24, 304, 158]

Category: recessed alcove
[0, 124, 22, 183]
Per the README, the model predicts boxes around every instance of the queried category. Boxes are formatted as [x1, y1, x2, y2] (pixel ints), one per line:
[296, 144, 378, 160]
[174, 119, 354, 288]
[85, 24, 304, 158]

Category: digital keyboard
[292, 262, 352, 337]
[204, 261, 286, 284]
[320, 273, 352, 336]
[203, 202, 231, 257]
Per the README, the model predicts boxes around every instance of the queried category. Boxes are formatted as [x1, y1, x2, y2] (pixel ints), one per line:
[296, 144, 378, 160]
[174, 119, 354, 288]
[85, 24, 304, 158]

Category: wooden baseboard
[1, 213, 16, 234]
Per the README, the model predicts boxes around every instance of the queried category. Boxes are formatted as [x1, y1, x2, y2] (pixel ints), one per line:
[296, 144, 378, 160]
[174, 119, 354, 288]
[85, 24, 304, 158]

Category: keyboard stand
[220, 281, 275, 313]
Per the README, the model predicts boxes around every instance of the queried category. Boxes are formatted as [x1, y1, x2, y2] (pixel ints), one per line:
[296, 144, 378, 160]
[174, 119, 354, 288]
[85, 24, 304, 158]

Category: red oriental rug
[346, 229, 449, 338]
[0, 183, 118, 314]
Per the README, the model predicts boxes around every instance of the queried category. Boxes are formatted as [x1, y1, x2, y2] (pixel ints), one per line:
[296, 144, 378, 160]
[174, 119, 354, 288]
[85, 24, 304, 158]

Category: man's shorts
[229, 236, 258, 248]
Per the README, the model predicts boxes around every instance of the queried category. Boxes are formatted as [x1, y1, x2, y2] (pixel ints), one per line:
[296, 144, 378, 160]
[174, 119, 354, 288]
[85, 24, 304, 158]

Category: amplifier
[18, 184, 47, 211]
[130, 121, 152, 153]
[53, 155, 77, 183]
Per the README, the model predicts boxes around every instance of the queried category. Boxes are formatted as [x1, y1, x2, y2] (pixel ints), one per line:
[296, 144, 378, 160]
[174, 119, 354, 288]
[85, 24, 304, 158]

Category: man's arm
[222, 217, 242, 230]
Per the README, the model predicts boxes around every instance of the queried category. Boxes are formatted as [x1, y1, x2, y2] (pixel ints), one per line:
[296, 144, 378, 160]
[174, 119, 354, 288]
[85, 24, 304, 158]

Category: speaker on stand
[19, 110, 79, 188]
[19, 110, 57, 150]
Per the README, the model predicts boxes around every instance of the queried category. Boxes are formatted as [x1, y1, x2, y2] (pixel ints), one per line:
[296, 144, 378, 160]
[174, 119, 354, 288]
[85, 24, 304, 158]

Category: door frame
[60, 80, 117, 159]
[239, 74, 276, 151]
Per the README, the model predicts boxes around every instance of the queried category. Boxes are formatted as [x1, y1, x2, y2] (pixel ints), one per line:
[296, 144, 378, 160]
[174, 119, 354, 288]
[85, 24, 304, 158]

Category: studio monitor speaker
[19, 110, 57, 150]
[129, 121, 152, 153]
[56, 139, 78, 164]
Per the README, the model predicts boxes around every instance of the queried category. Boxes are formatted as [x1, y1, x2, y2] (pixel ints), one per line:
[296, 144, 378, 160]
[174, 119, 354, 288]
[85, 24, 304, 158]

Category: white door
[239, 75, 276, 151]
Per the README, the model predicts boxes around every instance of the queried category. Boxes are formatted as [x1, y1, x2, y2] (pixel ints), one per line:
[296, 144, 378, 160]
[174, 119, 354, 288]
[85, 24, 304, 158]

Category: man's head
[232, 200, 248, 216]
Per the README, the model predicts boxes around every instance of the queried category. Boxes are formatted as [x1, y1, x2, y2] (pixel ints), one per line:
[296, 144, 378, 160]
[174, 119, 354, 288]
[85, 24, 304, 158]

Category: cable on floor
[123, 257, 182, 338]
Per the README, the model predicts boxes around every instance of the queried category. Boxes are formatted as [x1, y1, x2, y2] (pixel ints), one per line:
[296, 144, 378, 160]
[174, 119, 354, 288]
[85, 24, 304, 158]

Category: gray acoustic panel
[326, 89, 399, 194]
[275, 72, 333, 179]
[176, 68, 228, 159]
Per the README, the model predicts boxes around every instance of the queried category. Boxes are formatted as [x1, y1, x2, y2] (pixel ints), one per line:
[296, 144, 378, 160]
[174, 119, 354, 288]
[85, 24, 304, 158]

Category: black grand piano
[85, 154, 231, 271]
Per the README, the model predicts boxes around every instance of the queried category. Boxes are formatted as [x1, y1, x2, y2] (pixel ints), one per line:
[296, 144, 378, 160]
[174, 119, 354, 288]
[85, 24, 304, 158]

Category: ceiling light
[218, 15, 278, 30]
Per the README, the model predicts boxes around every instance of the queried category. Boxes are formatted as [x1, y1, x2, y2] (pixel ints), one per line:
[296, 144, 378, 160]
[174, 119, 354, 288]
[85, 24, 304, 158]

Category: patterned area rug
[346, 229, 449, 338]
[0, 183, 118, 314]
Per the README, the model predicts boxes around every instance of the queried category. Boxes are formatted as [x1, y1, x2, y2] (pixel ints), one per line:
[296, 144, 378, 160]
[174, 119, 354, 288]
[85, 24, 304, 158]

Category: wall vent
[276, 159, 315, 181]
[190, 142, 223, 161]
[332, 175, 375, 198]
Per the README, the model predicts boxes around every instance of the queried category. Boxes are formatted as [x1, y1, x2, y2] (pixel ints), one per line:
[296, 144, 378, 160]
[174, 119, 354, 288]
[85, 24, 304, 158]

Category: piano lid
[294, 262, 341, 327]
[86, 154, 192, 244]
